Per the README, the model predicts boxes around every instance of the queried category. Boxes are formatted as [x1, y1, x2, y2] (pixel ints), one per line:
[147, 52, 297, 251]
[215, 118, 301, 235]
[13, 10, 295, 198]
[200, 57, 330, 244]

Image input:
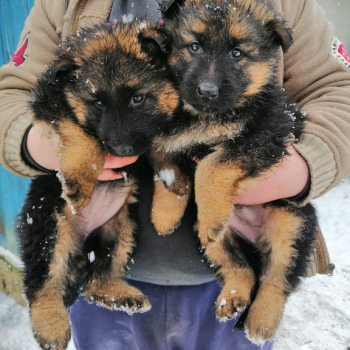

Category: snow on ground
[0, 178, 349, 350]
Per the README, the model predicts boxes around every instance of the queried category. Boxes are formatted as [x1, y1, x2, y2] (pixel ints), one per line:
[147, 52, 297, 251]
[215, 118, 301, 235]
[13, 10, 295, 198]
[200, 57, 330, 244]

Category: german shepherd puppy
[151, 0, 318, 344]
[16, 21, 178, 350]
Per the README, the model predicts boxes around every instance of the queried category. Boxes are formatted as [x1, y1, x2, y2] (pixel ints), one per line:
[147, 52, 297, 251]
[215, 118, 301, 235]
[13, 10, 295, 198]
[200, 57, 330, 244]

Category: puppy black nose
[197, 82, 219, 99]
[114, 144, 134, 156]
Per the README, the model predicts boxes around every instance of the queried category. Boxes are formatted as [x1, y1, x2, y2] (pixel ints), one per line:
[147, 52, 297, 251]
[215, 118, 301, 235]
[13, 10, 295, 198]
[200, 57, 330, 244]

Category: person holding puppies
[1, 0, 350, 349]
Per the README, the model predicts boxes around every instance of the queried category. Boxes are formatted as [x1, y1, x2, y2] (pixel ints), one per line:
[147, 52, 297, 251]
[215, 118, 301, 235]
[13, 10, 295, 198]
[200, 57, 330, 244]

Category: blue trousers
[70, 280, 274, 350]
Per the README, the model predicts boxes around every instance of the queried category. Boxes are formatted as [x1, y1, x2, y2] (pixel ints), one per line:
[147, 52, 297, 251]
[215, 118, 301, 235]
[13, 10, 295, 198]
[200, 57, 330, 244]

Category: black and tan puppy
[16, 21, 178, 350]
[151, 0, 318, 344]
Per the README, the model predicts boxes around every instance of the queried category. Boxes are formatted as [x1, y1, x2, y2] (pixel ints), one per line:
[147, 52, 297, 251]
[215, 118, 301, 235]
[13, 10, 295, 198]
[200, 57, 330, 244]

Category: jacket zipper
[68, 0, 81, 36]
[317, 228, 335, 276]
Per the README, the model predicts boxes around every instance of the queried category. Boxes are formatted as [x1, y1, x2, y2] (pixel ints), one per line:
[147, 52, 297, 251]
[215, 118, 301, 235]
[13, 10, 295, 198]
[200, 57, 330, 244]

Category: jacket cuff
[293, 133, 337, 205]
[4, 112, 45, 177]
[21, 126, 56, 174]
[286, 171, 311, 203]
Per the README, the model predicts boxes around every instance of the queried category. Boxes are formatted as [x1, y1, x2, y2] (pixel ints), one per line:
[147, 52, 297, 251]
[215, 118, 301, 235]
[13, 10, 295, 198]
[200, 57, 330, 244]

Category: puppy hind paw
[244, 309, 279, 345]
[35, 332, 71, 350]
[86, 292, 152, 314]
[215, 294, 249, 322]
[244, 327, 274, 346]
[83, 283, 152, 314]
[32, 313, 71, 350]
[30, 294, 71, 350]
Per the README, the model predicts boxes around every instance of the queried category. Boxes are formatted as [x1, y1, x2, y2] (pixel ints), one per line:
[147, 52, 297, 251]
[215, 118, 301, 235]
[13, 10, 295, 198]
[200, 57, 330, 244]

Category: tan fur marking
[179, 48, 192, 63]
[57, 119, 105, 211]
[244, 62, 271, 96]
[245, 283, 286, 344]
[179, 31, 197, 45]
[260, 207, 303, 284]
[31, 280, 71, 349]
[83, 185, 151, 313]
[109, 188, 138, 275]
[78, 25, 148, 63]
[168, 54, 179, 68]
[84, 278, 151, 313]
[157, 83, 179, 116]
[52, 208, 81, 275]
[86, 80, 98, 94]
[30, 207, 81, 349]
[194, 151, 261, 243]
[227, 0, 276, 25]
[155, 121, 242, 153]
[127, 75, 141, 87]
[191, 19, 206, 34]
[66, 91, 88, 125]
[115, 31, 147, 61]
[228, 21, 249, 41]
[244, 207, 304, 343]
[204, 232, 255, 320]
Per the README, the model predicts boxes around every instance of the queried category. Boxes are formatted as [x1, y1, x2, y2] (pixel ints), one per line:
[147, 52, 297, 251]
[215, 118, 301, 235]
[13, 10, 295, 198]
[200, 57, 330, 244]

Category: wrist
[21, 126, 55, 173]
[286, 171, 311, 202]
[25, 124, 60, 171]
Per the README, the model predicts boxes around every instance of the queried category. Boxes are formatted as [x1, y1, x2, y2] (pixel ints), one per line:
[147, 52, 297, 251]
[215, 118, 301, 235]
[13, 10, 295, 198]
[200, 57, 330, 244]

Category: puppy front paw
[151, 180, 189, 234]
[58, 173, 92, 213]
[215, 289, 250, 322]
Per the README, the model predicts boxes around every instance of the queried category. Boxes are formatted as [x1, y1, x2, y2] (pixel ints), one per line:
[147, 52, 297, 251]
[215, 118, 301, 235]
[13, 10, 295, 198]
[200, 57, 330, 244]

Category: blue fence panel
[0, 0, 34, 253]
[0, 0, 34, 66]
[0, 165, 30, 252]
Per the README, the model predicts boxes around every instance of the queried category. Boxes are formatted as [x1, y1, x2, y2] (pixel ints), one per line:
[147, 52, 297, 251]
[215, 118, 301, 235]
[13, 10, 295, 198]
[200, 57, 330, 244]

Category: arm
[26, 123, 138, 180]
[229, 0, 350, 244]
[0, 0, 66, 177]
[0, 0, 136, 233]
[282, 0, 350, 202]
[233, 0, 350, 206]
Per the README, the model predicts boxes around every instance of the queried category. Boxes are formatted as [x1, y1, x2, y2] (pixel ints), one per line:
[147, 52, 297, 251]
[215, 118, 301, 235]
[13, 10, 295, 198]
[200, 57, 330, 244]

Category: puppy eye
[95, 100, 105, 109]
[189, 42, 201, 53]
[231, 48, 243, 60]
[131, 94, 145, 106]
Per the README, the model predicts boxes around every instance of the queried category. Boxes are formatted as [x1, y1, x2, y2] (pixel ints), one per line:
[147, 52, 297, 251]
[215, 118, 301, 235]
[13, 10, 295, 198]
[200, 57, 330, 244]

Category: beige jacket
[0, 0, 350, 205]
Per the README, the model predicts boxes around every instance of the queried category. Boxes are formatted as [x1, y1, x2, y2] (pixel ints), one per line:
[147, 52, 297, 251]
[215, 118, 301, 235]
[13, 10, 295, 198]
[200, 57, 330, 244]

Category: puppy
[151, 0, 318, 344]
[17, 21, 178, 350]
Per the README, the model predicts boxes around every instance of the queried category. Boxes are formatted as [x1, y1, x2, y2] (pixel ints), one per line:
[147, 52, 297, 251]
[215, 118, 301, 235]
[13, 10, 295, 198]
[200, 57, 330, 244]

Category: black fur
[17, 21, 179, 350]
[17, 174, 63, 302]
[151, 0, 319, 343]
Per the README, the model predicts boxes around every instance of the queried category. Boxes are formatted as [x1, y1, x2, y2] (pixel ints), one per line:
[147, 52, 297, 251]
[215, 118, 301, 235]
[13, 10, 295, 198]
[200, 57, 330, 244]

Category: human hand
[228, 205, 268, 244]
[27, 124, 138, 180]
[233, 145, 309, 205]
[27, 124, 139, 235]
[77, 184, 131, 236]
[228, 145, 309, 243]
[192, 145, 309, 243]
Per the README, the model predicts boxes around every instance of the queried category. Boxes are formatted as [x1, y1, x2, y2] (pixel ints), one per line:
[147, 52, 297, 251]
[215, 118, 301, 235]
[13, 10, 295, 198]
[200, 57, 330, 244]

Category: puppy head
[35, 21, 178, 157]
[162, 0, 293, 115]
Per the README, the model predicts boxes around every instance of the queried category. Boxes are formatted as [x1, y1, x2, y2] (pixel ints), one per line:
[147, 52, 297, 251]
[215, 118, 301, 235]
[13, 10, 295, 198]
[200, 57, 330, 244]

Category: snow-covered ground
[0, 178, 349, 350]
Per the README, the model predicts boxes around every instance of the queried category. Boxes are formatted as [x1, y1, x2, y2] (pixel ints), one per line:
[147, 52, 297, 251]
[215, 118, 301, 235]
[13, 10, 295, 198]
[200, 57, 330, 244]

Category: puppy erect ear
[139, 24, 172, 64]
[266, 18, 294, 53]
[159, 0, 185, 20]
[46, 55, 79, 84]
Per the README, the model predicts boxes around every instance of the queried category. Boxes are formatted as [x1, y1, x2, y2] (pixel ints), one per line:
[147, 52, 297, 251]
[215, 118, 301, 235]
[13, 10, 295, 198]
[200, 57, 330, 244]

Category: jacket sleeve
[0, 0, 67, 177]
[281, 0, 350, 204]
